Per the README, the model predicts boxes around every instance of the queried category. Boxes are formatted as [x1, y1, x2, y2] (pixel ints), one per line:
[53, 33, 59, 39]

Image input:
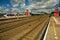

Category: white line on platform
[43, 21, 50, 40]
[53, 22, 57, 36]
[53, 26, 57, 36]
[53, 20, 58, 40]
[53, 17, 60, 24]
[55, 36, 58, 40]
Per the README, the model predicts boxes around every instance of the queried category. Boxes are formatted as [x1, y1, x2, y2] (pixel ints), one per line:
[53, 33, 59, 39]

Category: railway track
[0, 15, 50, 40]
[0, 17, 39, 26]
[19, 17, 49, 40]
[0, 16, 38, 25]
[0, 16, 41, 32]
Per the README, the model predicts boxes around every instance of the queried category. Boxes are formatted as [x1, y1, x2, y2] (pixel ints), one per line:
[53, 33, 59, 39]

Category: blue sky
[0, 0, 11, 6]
[0, 0, 12, 9]
[0, 0, 31, 10]
[25, 0, 29, 6]
[0, 0, 59, 9]
[0, 0, 60, 13]
[0, 0, 60, 7]
[0, 0, 33, 12]
[52, 1, 60, 8]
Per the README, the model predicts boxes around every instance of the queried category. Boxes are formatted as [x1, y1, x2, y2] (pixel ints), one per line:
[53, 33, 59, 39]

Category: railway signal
[54, 8, 59, 17]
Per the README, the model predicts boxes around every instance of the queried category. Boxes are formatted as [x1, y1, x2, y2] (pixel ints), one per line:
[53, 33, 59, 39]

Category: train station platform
[45, 16, 60, 40]
[0, 16, 28, 20]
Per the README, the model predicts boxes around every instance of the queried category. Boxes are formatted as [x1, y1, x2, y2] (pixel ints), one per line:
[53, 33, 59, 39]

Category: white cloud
[12, 8, 18, 10]
[21, 3, 25, 8]
[13, 4, 19, 7]
[29, 0, 59, 9]
[5, 9, 10, 11]
[41, 6, 46, 8]
[10, 0, 59, 12]
[44, 0, 59, 7]
[0, 6, 2, 9]
[7, 4, 10, 7]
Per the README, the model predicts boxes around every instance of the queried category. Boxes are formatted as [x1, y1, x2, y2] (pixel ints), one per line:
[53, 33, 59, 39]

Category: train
[3, 12, 25, 17]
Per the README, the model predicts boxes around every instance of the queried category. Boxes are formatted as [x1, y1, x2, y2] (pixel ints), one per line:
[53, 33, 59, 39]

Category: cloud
[12, 8, 19, 11]
[28, 0, 59, 9]
[0, 6, 1, 8]
[43, 0, 59, 7]
[10, 0, 24, 7]
[13, 4, 19, 7]
[5, 9, 10, 11]
[20, 3, 25, 8]
[10, 0, 59, 13]
[7, 4, 10, 7]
